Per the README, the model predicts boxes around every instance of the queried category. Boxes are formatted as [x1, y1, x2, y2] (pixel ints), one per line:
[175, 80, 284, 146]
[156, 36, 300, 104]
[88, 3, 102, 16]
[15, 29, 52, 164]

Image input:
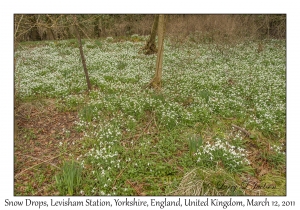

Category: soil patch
[14, 99, 83, 195]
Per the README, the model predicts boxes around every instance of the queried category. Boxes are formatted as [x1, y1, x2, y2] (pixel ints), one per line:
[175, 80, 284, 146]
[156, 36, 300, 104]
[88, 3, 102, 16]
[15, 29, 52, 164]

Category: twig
[112, 163, 130, 188]
[14, 154, 61, 178]
[231, 124, 251, 137]
[143, 115, 154, 133]
[14, 15, 24, 38]
[18, 154, 61, 169]
[123, 113, 156, 142]
[223, 116, 235, 120]
[126, 180, 143, 196]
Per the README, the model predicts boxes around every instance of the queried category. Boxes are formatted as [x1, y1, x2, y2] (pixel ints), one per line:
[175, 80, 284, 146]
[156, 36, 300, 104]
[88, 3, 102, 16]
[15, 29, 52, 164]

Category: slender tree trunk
[142, 15, 159, 55]
[94, 16, 101, 38]
[147, 15, 166, 90]
[73, 15, 92, 91]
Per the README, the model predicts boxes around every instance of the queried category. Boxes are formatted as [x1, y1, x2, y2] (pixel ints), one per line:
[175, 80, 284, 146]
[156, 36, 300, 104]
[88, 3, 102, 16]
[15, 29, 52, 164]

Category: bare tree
[73, 15, 92, 91]
[147, 15, 166, 90]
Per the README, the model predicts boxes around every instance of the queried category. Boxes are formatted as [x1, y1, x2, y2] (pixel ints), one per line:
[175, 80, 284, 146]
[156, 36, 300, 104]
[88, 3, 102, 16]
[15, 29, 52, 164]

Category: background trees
[14, 14, 286, 93]
[14, 14, 286, 43]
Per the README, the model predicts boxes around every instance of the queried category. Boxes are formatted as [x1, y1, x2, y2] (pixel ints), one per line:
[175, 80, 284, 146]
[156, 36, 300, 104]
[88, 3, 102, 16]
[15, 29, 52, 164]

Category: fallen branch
[14, 154, 61, 178]
[123, 112, 157, 142]
[231, 124, 251, 137]
[126, 180, 144, 196]
[112, 163, 130, 189]
[17, 154, 60, 169]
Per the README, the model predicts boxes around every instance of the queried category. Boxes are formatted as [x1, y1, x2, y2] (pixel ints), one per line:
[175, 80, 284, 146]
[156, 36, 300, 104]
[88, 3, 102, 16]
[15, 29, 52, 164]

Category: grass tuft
[55, 160, 83, 196]
[170, 167, 245, 196]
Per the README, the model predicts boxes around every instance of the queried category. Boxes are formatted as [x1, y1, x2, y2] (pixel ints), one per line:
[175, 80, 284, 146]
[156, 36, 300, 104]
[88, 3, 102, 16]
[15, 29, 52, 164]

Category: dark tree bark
[142, 15, 159, 55]
[45, 15, 57, 40]
[29, 15, 41, 41]
[94, 16, 101, 38]
[73, 15, 92, 91]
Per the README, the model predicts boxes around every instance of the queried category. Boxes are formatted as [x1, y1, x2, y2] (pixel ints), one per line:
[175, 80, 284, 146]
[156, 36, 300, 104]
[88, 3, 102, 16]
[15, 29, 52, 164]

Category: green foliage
[79, 105, 97, 122]
[94, 40, 103, 48]
[188, 134, 203, 156]
[117, 61, 127, 70]
[55, 160, 83, 195]
[22, 128, 37, 142]
[66, 39, 78, 48]
[199, 90, 211, 103]
[56, 95, 86, 112]
[86, 44, 96, 49]
[263, 144, 286, 169]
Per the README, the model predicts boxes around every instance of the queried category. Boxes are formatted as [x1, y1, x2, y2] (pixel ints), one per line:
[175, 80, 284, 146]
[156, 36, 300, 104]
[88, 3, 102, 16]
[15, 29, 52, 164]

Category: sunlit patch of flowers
[270, 144, 285, 155]
[194, 138, 250, 173]
[79, 123, 123, 195]
[155, 102, 182, 129]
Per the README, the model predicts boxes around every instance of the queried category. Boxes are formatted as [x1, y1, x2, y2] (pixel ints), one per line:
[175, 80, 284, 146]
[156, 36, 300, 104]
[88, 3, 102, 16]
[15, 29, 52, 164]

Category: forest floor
[14, 35, 286, 195]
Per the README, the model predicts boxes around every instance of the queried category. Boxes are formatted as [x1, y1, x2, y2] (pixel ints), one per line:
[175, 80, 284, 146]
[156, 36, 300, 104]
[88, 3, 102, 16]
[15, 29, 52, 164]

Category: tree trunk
[45, 15, 57, 40]
[94, 16, 101, 38]
[29, 15, 41, 41]
[73, 15, 92, 91]
[147, 15, 166, 90]
[142, 15, 159, 55]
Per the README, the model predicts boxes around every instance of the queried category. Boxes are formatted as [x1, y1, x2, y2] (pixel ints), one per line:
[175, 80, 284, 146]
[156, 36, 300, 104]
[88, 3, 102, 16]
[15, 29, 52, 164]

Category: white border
[1, 1, 299, 209]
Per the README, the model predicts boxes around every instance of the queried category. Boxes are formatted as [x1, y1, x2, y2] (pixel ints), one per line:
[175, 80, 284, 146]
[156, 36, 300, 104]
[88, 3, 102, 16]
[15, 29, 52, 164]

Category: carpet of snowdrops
[15, 35, 286, 195]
